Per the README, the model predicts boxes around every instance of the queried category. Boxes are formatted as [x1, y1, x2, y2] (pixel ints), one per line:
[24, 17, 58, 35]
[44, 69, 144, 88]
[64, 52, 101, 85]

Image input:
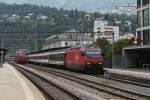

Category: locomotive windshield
[86, 50, 101, 58]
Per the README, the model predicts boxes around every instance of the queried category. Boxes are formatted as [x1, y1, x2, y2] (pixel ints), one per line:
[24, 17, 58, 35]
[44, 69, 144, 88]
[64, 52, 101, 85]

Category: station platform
[104, 68, 150, 80]
[0, 63, 45, 100]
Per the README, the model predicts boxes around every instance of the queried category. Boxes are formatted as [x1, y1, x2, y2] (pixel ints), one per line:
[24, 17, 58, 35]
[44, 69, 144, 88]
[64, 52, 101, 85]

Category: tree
[114, 39, 131, 55]
[96, 38, 111, 56]
[0, 3, 136, 33]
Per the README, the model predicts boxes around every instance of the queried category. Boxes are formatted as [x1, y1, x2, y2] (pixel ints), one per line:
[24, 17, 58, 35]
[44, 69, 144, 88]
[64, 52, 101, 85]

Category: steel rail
[22, 63, 150, 100]
[97, 74, 150, 88]
[11, 63, 82, 100]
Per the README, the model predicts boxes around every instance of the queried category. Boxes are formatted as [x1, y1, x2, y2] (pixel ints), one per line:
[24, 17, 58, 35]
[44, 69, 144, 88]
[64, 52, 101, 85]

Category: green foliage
[114, 39, 130, 54]
[96, 38, 111, 56]
[0, 3, 136, 33]
[96, 38, 132, 56]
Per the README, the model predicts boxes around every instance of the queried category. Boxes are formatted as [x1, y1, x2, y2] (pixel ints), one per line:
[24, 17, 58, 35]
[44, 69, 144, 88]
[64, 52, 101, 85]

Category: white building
[7, 14, 20, 23]
[94, 18, 120, 42]
[37, 15, 48, 20]
[42, 29, 94, 50]
[119, 33, 135, 40]
[0, 14, 8, 23]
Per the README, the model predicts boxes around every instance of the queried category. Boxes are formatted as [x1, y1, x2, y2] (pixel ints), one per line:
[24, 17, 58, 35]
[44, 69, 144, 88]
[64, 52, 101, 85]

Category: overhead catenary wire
[60, 0, 72, 9]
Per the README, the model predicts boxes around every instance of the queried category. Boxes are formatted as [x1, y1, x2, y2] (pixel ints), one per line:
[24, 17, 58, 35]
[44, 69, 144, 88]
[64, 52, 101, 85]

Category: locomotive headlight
[87, 63, 91, 64]
[99, 63, 102, 64]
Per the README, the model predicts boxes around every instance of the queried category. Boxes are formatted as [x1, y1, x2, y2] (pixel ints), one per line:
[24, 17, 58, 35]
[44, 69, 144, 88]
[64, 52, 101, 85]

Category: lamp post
[1, 51, 3, 67]
[112, 32, 115, 68]
[28, 13, 38, 51]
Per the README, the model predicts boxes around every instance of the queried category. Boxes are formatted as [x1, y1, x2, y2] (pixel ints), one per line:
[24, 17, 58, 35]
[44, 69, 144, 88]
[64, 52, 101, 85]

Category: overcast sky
[0, 0, 136, 12]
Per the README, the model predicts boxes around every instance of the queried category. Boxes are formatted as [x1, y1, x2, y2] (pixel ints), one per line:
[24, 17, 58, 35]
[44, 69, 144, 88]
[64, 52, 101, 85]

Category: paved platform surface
[0, 63, 45, 100]
[104, 68, 150, 80]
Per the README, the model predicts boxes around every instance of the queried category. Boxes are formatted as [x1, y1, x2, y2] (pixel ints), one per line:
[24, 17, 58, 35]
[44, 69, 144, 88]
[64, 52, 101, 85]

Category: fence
[113, 55, 122, 68]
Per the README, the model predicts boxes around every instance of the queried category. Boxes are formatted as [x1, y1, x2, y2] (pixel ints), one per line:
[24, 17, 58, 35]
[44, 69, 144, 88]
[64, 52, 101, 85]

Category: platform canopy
[0, 48, 7, 55]
[0, 48, 7, 52]
[123, 45, 150, 69]
[0, 48, 8, 63]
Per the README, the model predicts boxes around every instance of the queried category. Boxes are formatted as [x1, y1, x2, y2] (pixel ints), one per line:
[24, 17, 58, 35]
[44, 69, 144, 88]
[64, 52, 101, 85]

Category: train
[15, 53, 27, 64]
[16, 45, 105, 72]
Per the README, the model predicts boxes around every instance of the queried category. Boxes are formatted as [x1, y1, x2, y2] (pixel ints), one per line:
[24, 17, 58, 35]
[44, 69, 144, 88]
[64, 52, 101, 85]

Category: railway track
[11, 62, 150, 100]
[13, 64, 82, 100]
[98, 73, 150, 88]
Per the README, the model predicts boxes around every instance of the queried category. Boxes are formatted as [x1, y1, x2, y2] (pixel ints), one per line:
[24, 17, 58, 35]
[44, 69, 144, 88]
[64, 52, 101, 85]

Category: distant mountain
[0, 0, 136, 12]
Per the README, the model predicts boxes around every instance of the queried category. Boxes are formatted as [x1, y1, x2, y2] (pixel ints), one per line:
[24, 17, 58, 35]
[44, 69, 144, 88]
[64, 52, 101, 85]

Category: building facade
[94, 18, 120, 42]
[136, 0, 150, 45]
[121, 0, 150, 69]
[43, 29, 94, 49]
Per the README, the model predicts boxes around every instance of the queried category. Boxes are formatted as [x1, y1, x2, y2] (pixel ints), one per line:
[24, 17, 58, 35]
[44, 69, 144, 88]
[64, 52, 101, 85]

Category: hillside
[0, 0, 136, 11]
[0, 3, 136, 33]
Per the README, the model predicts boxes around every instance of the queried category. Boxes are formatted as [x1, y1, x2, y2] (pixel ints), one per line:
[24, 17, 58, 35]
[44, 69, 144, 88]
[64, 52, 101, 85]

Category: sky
[0, 0, 137, 12]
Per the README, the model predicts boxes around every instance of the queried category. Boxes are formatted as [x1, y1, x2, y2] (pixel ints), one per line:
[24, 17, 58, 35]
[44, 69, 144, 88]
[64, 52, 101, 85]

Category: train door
[74, 50, 86, 70]
[65, 51, 73, 66]
[74, 50, 80, 65]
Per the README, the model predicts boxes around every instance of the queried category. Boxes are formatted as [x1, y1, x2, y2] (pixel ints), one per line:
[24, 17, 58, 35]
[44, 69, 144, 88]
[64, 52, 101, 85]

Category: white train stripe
[29, 59, 49, 63]
[29, 59, 64, 65]
[27, 52, 65, 57]
[49, 52, 65, 55]
[49, 61, 64, 65]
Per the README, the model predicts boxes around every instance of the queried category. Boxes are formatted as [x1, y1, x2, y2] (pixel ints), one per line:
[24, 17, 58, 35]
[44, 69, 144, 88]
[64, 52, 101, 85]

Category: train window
[65, 42, 68, 46]
[49, 53, 65, 61]
[41, 55, 49, 59]
[86, 50, 101, 58]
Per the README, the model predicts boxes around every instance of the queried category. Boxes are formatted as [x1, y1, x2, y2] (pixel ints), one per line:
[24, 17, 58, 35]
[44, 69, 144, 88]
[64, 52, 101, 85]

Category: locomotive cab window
[86, 50, 101, 58]
[49, 53, 65, 61]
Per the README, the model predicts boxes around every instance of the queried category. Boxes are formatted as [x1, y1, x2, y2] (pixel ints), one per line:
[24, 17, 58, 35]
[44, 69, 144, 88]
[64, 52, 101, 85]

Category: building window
[79, 41, 81, 44]
[143, 30, 150, 45]
[65, 42, 68, 46]
[70, 35, 72, 39]
[70, 42, 73, 46]
[137, 11, 141, 28]
[143, 8, 149, 27]
[137, 0, 141, 8]
[137, 31, 141, 37]
[142, 0, 149, 6]
[97, 32, 102, 36]
[97, 31, 101, 33]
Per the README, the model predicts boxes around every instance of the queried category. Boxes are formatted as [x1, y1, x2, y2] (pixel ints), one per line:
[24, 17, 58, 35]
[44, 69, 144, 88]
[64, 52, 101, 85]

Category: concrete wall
[123, 46, 150, 68]
[124, 53, 138, 68]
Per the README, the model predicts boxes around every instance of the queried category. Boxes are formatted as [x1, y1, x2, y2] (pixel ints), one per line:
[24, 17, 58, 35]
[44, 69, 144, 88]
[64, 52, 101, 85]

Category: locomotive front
[65, 45, 104, 72]
[83, 49, 104, 71]
[15, 54, 27, 64]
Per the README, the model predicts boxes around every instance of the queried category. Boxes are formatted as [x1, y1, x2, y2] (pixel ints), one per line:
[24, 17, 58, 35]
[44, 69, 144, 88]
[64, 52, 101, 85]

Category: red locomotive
[65, 45, 104, 71]
[15, 53, 27, 64]
[25, 45, 104, 72]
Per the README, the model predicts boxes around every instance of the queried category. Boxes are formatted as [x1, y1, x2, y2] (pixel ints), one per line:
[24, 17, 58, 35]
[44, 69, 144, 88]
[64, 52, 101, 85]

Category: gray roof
[124, 45, 150, 50]
[46, 33, 94, 44]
